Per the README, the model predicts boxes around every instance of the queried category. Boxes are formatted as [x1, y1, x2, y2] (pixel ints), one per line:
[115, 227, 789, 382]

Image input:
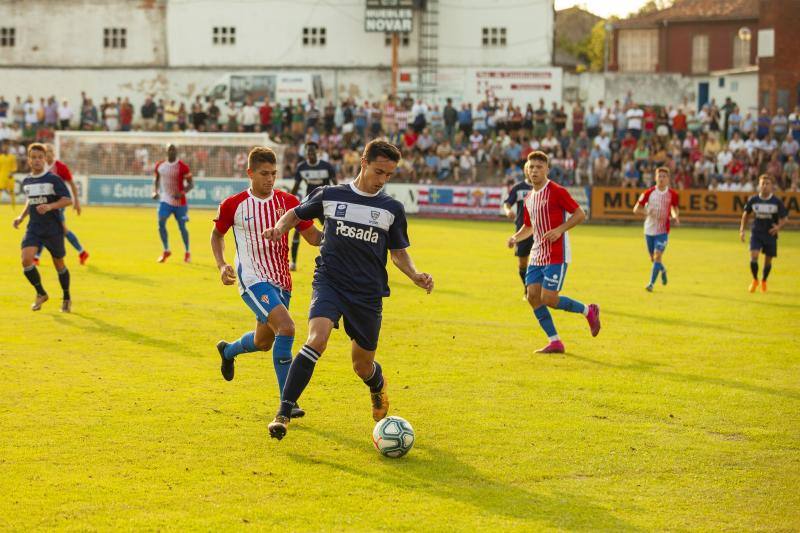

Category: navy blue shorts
[750, 232, 777, 257]
[22, 230, 66, 259]
[309, 280, 382, 352]
[514, 236, 533, 258]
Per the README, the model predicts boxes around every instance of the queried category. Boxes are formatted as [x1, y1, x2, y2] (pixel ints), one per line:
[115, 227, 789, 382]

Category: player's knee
[305, 334, 327, 354]
[254, 337, 274, 351]
[276, 321, 296, 338]
[352, 359, 372, 378]
[542, 292, 559, 308]
[526, 291, 541, 308]
[158, 217, 168, 228]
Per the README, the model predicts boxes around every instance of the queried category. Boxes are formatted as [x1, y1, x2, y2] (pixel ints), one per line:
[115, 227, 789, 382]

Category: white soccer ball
[372, 416, 415, 458]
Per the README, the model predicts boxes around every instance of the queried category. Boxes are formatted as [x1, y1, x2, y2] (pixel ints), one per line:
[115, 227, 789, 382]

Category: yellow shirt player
[0, 142, 19, 208]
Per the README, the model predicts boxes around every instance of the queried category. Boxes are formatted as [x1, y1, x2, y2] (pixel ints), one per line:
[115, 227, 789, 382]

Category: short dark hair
[28, 143, 46, 156]
[305, 141, 319, 149]
[655, 166, 670, 176]
[758, 173, 773, 183]
[362, 139, 401, 164]
[527, 150, 549, 166]
[248, 146, 277, 169]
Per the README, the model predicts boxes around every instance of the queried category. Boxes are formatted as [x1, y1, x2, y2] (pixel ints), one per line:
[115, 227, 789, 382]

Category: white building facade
[0, 0, 556, 110]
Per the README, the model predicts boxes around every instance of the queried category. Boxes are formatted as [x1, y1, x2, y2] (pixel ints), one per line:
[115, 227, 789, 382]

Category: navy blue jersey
[744, 194, 788, 235]
[295, 183, 410, 298]
[504, 181, 533, 230]
[295, 159, 336, 196]
[22, 171, 70, 235]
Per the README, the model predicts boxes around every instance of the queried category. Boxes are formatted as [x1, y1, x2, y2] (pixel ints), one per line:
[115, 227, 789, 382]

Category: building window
[732, 33, 750, 68]
[760, 90, 770, 110]
[0, 27, 15, 47]
[618, 29, 658, 72]
[482, 27, 507, 47]
[777, 90, 790, 112]
[691, 34, 709, 74]
[303, 27, 326, 46]
[213, 27, 236, 45]
[385, 33, 410, 47]
[103, 27, 127, 49]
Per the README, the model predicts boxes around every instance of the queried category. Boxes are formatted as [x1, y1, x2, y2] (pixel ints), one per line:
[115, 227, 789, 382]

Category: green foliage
[1, 209, 798, 530]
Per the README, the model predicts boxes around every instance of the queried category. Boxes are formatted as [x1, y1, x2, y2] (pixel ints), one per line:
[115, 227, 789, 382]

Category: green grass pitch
[1, 207, 798, 531]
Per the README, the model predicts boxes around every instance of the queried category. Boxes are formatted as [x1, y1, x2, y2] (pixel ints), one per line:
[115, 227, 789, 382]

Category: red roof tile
[616, 0, 759, 28]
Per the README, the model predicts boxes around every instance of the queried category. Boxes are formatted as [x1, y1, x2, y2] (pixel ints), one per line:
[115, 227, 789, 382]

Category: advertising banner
[417, 185, 505, 217]
[590, 187, 800, 225]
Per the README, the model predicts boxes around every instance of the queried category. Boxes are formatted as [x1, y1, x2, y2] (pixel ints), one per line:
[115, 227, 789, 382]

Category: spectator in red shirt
[259, 98, 272, 133]
[403, 128, 418, 149]
[120, 97, 133, 132]
[672, 108, 687, 140]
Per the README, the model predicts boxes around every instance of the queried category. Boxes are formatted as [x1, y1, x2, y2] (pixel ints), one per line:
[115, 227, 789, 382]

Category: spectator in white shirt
[57, 99, 73, 130]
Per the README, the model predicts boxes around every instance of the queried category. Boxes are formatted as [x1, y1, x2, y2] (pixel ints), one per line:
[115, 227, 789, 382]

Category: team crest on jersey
[260, 294, 270, 305]
[335, 203, 348, 217]
[276, 206, 286, 217]
[370, 210, 380, 223]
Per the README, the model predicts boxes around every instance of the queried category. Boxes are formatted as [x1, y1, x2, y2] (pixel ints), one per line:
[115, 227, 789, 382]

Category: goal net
[54, 131, 283, 180]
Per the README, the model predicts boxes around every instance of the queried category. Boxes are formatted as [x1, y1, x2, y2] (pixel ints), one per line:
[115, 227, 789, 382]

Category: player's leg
[60, 210, 89, 264]
[761, 238, 777, 292]
[157, 202, 171, 262]
[44, 234, 70, 312]
[645, 235, 656, 290]
[515, 237, 532, 296]
[342, 301, 386, 420]
[543, 263, 601, 337]
[175, 206, 190, 261]
[290, 227, 300, 271]
[525, 266, 563, 353]
[748, 234, 761, 292]
[21, 244, 49, 310]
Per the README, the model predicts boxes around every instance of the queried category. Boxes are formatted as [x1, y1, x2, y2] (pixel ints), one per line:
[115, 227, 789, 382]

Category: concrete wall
[709, 72, 759, 114]
[0, 0, 167, 67]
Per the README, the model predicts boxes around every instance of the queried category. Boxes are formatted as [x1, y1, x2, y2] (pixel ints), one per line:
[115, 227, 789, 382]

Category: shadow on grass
[52, 312, 204, 357]
[288, 425, 641, 531]
[603, 309, 744, 334]
[569, 353, 800, 402]
[85, 265, 154, 286]
[687, 292, 800, 311]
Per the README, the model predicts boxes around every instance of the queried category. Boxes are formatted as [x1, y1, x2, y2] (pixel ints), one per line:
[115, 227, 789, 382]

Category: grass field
[1, 206, 799, 531]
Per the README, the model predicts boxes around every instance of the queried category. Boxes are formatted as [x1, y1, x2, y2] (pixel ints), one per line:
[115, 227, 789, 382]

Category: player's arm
[502, 202, 515, 220]
[769, 201, 789, 236]
[543, 206, 586, 243]
[670, 205, 680, 226]
[210, 228, 236, 285]
[37, 194, 72, 214]
[65, 179, 82, 215]
[12, 200, 29, 229]
[152, 167, 160, 200]
[739, 211, 752, 242]
[508, 224, 533, 248]
[299, 225, 323, 246]
[183, 172, 194, 193]
[633, 192, 649, 216]
[390, 248, 434, 294]
[263, 208, 301, 241]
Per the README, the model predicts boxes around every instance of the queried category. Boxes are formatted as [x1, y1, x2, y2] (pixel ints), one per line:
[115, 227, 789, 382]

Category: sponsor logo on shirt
[335, 220, 379, 243]
[335, 203, 348, 217]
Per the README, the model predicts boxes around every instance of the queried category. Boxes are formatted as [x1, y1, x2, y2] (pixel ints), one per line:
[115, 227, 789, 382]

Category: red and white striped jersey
[155, 159, 191, 206]
[214, 189, 312, 293]
[522, 180, 580, 265]
[48, 160, 73, 182]
[637, 186, 679, 235]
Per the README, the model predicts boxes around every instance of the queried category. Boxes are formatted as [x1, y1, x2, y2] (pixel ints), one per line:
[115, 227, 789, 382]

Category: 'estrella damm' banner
[591, 187, 800, 226]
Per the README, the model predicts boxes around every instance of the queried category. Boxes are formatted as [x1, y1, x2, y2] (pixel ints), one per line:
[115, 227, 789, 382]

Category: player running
[262, 140, 434, 441]
[632, 166, 680, 292]
[11, 143, 74, 312]
[289, 141, 336, 271]
[507, 151, 600, 354]
[740, 174, 788, 293]
[33, 144, 89, 266]
[503, 162, 533, 295]
[211, 147, 322, 418]
[153, 144, 193, 263]
[0, 140, 18, 208]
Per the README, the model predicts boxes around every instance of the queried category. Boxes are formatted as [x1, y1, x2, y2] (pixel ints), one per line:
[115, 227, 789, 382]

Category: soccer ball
[372, 416, 415, 458]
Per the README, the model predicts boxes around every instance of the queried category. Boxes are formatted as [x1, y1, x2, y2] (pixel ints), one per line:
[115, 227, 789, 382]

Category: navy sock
[24, 265, 46, 296]
[750, 260, 758, 280]
[158, 218, 169, 250]
[518, 267, 526, 289]
[57, 268, 70, 300]
[291, 229, 300, 263]
[556, 296, 587, 315]
[763, 264, 771, 281]
[650, 262, 662, 286]
[224, 331, 256, 360]
[363, 361, 384, 393]
[65, 231, 84, 253]
[533, 305, 559, 340]
[273, 335, 294, 395]
[278, 345, 320, 417]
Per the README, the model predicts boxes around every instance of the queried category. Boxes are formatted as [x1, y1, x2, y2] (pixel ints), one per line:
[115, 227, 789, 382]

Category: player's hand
[505, 210, 515, 221]
[35, 204, 51, 215]
[768, 224, 779, 236]
[673, 216, 680, 226]
[12, 217, 22, 229]
[219, 264, 236, 285]
[507, 236, 516, 248]
[412, 272, 434, 294]
[542, 228, 563, 242]
[739, 229, 746, 242]
[262, 227, 281, 241]
[74, 202, 82, 215]
[152, 191, 158, 200]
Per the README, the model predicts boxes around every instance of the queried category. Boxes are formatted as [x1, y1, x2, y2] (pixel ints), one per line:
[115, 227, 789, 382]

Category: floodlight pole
[391, 32, 399, 98]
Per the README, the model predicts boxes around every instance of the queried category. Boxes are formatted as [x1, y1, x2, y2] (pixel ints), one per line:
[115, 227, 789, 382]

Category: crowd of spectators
[1, 92, 799, 191]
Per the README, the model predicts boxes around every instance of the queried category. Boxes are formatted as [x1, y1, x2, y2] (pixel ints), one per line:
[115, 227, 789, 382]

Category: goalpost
[54, 131, 286, 207]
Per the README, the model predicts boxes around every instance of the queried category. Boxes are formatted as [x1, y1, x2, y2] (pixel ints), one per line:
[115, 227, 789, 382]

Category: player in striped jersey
[508, 151, 600, 354]
[211, 147, 322, 419]
[152, 144, 193, 263]
[633, 167, 680, 292]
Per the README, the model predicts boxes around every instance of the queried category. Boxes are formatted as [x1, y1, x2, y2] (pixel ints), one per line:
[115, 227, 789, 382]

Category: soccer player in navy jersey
[740, 174, 789, 293]
[262, 140, 434, 440]
[503, 161, 533, 295]
[507, 151, 600, 354]
[12, 143, 74, 312]
[212, 147, 322, 419]
[289, 141, 336, 271]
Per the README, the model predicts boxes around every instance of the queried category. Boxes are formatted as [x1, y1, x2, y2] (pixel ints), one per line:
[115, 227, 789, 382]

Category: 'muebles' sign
[365, 0, 414, 33]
